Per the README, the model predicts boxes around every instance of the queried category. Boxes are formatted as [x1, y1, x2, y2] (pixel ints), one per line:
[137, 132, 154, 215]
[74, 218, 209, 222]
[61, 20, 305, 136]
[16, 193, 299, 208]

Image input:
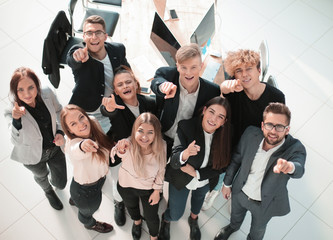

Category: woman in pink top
[111, 112, 166, 240]
[61, 104, 114, 233]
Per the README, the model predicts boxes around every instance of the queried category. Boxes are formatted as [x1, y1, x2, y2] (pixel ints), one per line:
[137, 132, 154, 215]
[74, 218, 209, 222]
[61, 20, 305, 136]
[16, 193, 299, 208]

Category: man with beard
[214, 102, 306, 240]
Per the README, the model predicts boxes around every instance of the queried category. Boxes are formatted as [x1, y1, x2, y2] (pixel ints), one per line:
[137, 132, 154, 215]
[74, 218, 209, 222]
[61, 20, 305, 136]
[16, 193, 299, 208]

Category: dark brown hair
[83, 15, 106, 31]
[203, 96, 232, 170]
[263, 102, 291, 125]
[61, 104, 114, 162]
[9, 67, 42, 105]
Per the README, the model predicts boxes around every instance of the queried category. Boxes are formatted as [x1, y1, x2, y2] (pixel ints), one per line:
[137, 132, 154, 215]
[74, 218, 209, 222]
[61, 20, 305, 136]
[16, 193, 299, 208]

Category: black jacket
[100, 94, 156, 142]
[67, 42, 130, 112]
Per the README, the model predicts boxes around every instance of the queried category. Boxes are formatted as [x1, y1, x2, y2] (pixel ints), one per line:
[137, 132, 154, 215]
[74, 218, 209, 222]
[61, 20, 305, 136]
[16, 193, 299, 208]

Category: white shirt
[164, 80, 200, 139]
[180, 131, 213, 190]
[242, 138, 285, 201]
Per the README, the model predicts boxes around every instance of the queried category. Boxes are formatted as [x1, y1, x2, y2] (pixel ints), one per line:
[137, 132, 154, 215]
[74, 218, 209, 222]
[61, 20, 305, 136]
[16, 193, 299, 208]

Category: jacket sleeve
[48, 88, 63, 132]
[197, 166, 223, 181]
[286, 141, 306, 179]
[66, 44, 84, 71]
[4, 104, 23, 145]
[170, 121, 188, 169]
[150, 67, 171, 97]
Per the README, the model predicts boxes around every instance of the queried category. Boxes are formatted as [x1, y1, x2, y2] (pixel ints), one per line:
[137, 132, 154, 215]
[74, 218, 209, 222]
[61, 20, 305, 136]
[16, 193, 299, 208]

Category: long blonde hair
[130, 113, 166, 177]
[61, 104, 114, 163]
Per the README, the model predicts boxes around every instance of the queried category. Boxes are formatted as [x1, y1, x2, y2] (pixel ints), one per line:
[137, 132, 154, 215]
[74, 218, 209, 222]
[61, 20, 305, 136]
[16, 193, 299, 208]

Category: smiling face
[134, 123, 155, 151]
[176, 56, 202, 92]
[65, 109, 91, 138]
[17, 77, 38, 107]
[83, 23, 107, 55]
[113, 72, 138, 104]
[262, 112, 289, 149]
[234, 63, 261, 89]
[202, 104, 227, 134]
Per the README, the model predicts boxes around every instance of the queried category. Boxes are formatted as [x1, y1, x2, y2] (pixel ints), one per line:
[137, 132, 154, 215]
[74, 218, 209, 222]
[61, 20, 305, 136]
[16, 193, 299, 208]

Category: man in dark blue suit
[214, 103, 306, 240]
[150, 43, 220, 158]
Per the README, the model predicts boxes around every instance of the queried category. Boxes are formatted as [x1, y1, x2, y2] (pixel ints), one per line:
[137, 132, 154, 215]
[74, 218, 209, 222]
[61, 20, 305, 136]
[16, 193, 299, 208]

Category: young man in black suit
[150, 43, 221, 158]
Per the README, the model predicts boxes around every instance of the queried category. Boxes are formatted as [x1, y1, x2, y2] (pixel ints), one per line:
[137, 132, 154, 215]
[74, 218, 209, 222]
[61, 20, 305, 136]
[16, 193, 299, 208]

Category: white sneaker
[201, 190, 219, 211]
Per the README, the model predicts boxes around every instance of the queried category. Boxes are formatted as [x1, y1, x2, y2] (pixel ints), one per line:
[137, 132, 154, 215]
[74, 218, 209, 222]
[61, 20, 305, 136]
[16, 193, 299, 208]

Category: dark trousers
[70, 176, 106, 228]
[164, 182, 210, 222]
[117, 183, 160, 237]
[24, 146, 67, 192]
[231, 191, 271, 240]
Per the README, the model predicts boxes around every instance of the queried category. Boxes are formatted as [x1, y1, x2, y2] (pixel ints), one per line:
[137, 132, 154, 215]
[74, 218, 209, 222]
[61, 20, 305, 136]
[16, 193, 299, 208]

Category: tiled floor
[0, 0, 333, 239]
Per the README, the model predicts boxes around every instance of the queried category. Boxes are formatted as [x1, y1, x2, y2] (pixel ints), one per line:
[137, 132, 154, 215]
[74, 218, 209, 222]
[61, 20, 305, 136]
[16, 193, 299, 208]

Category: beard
[264, 133, 285, 147]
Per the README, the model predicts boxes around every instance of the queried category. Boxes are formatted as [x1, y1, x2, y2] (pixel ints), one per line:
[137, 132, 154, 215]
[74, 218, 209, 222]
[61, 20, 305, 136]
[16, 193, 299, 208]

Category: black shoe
[69, 198, 76, 206]
[158, 216, 170, 240]
[188, 216, 201, 240]
[132, 221, 142, 240]
[85, 221, 113, 233]
[114, 200, 126, 226]
[214, 224, 236, 240]
[45, 189, 63, 210]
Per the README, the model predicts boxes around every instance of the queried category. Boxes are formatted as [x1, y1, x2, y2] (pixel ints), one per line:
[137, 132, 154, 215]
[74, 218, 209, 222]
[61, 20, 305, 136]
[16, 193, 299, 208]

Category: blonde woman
[111, 112, 166, 240]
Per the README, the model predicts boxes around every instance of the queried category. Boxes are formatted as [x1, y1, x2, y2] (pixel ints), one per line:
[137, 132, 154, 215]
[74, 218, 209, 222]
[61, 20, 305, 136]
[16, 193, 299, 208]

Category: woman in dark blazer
[159, 97, 232, 240]
[100, 65, 156, 142]
[4, 67, 67, 210]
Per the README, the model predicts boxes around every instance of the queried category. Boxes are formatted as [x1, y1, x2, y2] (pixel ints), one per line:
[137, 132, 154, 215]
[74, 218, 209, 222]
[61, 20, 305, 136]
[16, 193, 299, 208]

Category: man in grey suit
[214, 102, 306, 240]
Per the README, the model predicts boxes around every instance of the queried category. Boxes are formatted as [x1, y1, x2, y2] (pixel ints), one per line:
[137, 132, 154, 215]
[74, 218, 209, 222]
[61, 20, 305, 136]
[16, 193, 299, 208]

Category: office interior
[0, 0, 333, 239]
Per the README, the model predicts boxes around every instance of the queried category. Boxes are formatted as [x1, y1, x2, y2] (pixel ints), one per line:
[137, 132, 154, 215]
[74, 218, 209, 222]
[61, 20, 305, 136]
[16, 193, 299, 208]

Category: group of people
[5, 15, 306, 240]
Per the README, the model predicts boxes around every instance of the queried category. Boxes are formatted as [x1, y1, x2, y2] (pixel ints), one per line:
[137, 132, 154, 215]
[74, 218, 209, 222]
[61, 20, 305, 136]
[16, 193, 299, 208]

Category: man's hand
[12, 102, 26, 120]
[222, 185, 232, 200]
[53, 134, 65, 146]
[220, 79, 243, 95]
[73, 46, 89, 63]
[102, 94, 125, 112]
[182, 140, 200, 161]
[81, 139, 99, 153]
[160, 82, 177, 99]
[273, 158, 294, 174]
[180, 164, 196, 177]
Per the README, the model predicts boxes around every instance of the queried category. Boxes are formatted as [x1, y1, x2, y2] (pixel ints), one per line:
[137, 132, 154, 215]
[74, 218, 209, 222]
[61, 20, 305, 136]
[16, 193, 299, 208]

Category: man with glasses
[67, 15, 130, 227]
[67, 15, 130, 133]
[202, 49, 285, 211]
[214, 102, 306, 240]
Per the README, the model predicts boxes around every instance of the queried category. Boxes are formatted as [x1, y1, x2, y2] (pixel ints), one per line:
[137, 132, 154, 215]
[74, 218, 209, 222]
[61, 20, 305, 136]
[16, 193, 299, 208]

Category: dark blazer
[100, 94, 156, 142]
[42, 10, 72, 88]
[224, 126, 306, 218]
[150, 66, 221, 133]
[67, 42, 130, 112]
[165, 117, 226, 191]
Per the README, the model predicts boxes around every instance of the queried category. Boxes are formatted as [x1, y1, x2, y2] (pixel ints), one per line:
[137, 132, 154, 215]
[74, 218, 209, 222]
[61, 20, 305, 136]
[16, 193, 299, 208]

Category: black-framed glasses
[84, 30, 106, 38]
[263, 122, 289, 132]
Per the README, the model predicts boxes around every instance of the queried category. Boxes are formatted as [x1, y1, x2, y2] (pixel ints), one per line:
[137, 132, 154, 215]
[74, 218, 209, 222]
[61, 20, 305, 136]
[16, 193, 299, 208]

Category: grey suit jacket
[4, 87, 63, 165]
[224, 126, 306, 218]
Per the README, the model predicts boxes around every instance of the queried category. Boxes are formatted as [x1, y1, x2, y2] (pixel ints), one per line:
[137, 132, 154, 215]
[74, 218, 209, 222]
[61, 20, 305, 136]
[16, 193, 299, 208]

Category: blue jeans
[213, 172, 225, 191]
[164, 183, 210, 222]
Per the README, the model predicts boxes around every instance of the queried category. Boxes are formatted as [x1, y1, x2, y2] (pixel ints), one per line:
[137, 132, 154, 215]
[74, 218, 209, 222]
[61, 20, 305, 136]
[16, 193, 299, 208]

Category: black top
[224, 83, 285, 148]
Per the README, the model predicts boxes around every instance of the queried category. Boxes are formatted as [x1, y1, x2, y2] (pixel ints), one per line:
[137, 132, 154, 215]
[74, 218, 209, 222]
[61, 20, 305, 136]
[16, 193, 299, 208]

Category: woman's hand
[102, 94, 125, 112]
[116, 139, 130, 154]
[182, 140, 200, 161]
[180, 164, 197, 177]
[12, 102, 26, 120]
[81, 139, 99, 153]
[148, 189, 160, 205]
[53, 134, 64, 146]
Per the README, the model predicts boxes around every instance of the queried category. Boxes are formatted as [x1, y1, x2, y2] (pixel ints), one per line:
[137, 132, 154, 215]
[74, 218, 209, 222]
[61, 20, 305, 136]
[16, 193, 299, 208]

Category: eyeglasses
[83, 30, 105, 38]
[263, 123, 289, 132]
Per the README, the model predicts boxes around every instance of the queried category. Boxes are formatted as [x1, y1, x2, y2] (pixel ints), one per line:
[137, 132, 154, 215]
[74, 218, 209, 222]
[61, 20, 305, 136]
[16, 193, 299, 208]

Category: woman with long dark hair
[159, 96, 232, 240]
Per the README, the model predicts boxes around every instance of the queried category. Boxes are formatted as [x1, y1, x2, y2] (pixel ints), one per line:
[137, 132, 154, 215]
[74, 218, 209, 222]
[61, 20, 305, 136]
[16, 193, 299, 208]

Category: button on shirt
[242, 138, 285, 201]
[165, 81, 200, 139]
